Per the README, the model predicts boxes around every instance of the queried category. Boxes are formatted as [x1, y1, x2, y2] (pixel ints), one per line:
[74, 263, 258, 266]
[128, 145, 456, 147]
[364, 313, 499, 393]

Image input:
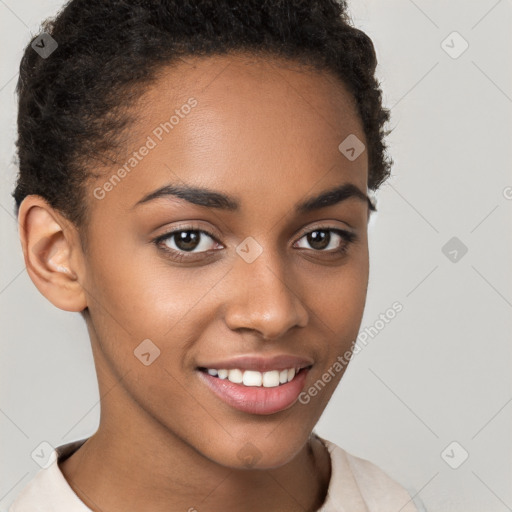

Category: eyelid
[153, 221, 356, 246]
[294, 222, 356, 241]
[153, 221, 223, 243]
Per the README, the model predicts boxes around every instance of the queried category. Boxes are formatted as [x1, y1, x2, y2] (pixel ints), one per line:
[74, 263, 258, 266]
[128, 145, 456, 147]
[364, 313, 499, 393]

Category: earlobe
[18, 195, 88, 312]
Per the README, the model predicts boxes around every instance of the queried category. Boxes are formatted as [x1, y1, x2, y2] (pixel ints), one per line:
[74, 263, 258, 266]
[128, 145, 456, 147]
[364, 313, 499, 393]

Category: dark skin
[18, 53, 371, 511]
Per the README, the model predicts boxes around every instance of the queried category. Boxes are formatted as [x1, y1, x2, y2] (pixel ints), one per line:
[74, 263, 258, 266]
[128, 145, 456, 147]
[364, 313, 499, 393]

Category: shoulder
[8, 439, 91, 512]
[317, 435, 419, 512]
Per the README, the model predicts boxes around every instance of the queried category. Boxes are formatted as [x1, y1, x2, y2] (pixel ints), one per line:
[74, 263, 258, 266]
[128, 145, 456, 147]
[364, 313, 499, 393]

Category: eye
[154, 227, 221, 261]
[293, 226, 357, 254]
[153, 224, 357, 263]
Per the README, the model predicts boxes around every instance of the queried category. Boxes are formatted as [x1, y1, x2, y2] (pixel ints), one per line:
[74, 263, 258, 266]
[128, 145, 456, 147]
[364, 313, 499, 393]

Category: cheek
[88, 234, 368, 362]
[326, 267, 368, 328]
[303, 247, 369, 324]
[85, 233, 201, 331]
[304, 255, 369, 372]
[84, 240, 225, 373]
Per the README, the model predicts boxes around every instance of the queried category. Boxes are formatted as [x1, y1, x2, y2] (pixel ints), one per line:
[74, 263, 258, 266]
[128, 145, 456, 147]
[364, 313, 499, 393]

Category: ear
[17, 195, 88, 312]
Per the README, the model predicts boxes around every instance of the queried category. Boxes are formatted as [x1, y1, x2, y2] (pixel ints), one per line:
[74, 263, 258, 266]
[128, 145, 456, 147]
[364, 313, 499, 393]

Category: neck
[60, 333, 332, 512]
[60, 426, 331, 512]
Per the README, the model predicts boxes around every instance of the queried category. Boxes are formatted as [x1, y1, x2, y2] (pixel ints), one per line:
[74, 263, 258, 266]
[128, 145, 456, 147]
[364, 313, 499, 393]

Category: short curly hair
[12, 0, 393, 233]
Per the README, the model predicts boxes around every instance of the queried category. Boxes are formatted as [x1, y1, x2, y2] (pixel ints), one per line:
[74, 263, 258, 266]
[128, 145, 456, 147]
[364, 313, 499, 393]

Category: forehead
[88, 52, 368, 218]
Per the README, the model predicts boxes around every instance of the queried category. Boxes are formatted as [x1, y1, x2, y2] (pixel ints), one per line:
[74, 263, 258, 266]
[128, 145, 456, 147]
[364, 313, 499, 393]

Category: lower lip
[197, 368, 310, 415]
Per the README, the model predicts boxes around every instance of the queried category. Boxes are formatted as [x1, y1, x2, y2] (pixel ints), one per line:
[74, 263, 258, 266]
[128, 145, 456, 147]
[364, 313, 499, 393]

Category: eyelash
[153, 224, 357, 263]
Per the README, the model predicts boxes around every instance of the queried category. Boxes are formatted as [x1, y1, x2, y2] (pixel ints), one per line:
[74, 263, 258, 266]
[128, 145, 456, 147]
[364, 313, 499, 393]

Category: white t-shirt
[8, 435, 422, 511]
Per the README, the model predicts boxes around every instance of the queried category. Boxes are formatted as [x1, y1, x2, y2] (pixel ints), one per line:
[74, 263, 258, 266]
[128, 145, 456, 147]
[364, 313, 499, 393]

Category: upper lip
[196, 354, 314, 373]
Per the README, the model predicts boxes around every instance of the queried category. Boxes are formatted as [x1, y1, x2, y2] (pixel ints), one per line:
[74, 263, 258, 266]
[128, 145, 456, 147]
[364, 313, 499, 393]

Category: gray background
[1, 1, 511, 510]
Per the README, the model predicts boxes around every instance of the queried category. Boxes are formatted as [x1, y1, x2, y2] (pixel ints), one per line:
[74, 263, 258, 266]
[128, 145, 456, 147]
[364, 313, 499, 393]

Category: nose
[223, 244, 309, 340]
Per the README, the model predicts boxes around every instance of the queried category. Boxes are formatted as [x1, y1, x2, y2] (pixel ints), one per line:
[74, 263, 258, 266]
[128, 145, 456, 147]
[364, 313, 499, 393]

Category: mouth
[196, 364, 313, 415]
[197, 365, 312, 387]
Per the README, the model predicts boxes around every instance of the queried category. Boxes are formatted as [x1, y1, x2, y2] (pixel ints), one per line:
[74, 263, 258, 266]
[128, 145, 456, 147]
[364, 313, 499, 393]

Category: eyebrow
[133, 182, 376, 213]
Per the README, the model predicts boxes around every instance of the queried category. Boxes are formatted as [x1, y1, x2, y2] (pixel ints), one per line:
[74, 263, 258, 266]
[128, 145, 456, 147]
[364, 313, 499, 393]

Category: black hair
[12, 0, 393, 235]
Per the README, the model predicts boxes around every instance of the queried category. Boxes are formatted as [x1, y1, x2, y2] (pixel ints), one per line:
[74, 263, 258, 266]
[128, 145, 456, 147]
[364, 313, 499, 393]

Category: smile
[198, 367, 306, 387]
[196, 365, 312, 415]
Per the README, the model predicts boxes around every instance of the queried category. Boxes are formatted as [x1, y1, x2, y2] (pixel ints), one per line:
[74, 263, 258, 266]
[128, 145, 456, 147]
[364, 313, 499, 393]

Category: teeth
[262, 370, 280, 388]
[228, 369, 243, 384]
[243, 370, 262, 387]
[204, 367, 302, 387]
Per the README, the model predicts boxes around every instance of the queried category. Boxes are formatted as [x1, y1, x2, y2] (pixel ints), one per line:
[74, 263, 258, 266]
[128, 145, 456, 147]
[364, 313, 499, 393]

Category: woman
[10, 0, 419, 510]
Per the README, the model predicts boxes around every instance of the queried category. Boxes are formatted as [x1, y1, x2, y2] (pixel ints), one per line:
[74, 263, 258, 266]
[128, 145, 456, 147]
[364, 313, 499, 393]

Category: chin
[207, 435, 309, 470]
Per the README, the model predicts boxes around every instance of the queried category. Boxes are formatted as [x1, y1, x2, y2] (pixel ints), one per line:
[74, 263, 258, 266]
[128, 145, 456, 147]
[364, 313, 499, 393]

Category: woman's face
[80, 53, 370, 468]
